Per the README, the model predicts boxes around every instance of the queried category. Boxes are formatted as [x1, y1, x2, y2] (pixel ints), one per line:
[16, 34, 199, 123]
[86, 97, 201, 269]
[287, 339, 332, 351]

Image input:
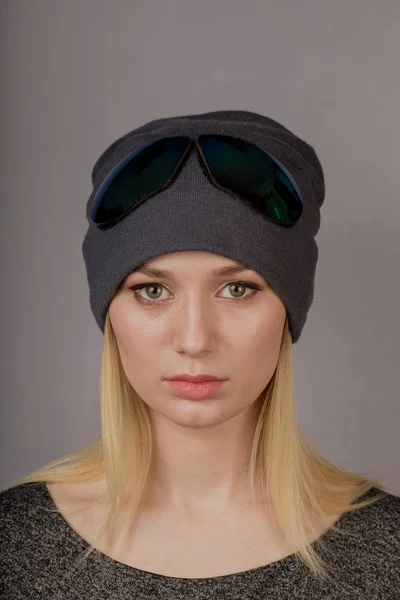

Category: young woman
[1, 110, 398, 598]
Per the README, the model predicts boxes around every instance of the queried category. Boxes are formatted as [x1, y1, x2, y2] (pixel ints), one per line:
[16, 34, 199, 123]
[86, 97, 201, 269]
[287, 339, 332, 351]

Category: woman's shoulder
[0, 481, 71, 597]
[329, 487, 400, 592]
[0, 480, 47, 504]
[0, 481, 50, 535]
[337, 485, 400, 543]
[323, 486, 400, 577]
[352, 486, 400, 537]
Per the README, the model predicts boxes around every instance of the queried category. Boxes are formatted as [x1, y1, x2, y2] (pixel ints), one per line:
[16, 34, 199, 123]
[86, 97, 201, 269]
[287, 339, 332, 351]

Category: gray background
[1, 1, 399, 494]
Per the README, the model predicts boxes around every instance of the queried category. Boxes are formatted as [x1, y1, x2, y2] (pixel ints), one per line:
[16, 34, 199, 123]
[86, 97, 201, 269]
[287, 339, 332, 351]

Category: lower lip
[165, 379, 227, 400]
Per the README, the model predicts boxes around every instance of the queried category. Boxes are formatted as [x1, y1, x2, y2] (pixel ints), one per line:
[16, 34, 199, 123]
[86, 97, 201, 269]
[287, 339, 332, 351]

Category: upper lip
[166, 373, 225, 382]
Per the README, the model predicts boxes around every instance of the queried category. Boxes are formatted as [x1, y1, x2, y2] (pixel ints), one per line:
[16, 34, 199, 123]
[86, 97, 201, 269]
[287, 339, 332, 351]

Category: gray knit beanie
[82, 110, 325, 344]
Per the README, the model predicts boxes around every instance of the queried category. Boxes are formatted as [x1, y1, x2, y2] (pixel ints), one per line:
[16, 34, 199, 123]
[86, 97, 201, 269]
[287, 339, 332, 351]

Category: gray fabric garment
[1, 482, 399, 598]
[82, 110, 326, 344]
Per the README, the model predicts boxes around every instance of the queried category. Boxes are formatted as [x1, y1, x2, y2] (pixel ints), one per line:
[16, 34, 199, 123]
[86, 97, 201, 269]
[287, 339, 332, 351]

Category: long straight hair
[9, 312, 387, 581]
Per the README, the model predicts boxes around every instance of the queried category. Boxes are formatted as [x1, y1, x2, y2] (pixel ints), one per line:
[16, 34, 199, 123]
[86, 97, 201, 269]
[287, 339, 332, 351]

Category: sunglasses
[90, 134, 304, 229]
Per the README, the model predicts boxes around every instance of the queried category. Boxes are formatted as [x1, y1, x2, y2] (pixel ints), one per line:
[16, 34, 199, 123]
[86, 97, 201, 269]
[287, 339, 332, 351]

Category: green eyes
[129, 280, 263, 304]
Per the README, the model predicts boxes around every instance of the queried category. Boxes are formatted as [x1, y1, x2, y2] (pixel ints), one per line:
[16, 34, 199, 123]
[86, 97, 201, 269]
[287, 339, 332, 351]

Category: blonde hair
[8, 311, 387, 582]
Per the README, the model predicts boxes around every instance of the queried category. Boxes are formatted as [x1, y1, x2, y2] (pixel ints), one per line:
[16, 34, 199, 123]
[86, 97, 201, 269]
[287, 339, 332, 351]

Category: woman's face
[108, 251, 287, 429]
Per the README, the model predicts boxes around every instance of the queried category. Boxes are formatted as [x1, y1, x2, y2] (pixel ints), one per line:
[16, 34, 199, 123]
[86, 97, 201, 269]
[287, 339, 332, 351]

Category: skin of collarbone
[108, 250, 287, 520]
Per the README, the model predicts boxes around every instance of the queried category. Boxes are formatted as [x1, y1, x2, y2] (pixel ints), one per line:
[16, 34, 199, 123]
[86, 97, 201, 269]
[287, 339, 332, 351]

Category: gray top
[0, 481, 399, 599]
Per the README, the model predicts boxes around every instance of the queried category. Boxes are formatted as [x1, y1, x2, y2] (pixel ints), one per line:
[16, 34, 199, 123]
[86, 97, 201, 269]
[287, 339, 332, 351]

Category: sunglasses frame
[91, 135, 303, 229]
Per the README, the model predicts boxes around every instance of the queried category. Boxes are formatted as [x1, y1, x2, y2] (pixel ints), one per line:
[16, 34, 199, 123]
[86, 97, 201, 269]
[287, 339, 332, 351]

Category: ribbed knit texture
[1, 482, 399, 598]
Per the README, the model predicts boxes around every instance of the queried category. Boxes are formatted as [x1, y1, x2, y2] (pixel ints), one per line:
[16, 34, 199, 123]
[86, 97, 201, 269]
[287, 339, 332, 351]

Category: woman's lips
[165, 379, 227, 400]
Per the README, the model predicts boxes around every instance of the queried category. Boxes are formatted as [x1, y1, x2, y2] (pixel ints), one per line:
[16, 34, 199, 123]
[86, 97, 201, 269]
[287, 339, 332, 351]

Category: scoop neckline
[37, 481, 378, 583]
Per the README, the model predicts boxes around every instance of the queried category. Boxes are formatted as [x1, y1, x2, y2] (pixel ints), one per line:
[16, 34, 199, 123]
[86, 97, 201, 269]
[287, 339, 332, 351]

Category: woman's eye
[129, 281, 263, 304]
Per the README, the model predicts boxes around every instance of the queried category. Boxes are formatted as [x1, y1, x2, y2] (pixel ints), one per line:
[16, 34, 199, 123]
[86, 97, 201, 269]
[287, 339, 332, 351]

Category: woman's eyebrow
[134, 264, 252, 278]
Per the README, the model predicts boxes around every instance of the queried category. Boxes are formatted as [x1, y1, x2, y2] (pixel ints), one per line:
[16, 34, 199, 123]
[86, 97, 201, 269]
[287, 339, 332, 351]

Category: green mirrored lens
[91, 137, 191, 226]
[198, 134, 303, 226]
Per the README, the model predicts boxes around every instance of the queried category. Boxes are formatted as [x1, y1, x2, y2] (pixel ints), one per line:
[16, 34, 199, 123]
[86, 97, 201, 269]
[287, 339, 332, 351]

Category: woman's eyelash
[129, 280, 263, 304]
